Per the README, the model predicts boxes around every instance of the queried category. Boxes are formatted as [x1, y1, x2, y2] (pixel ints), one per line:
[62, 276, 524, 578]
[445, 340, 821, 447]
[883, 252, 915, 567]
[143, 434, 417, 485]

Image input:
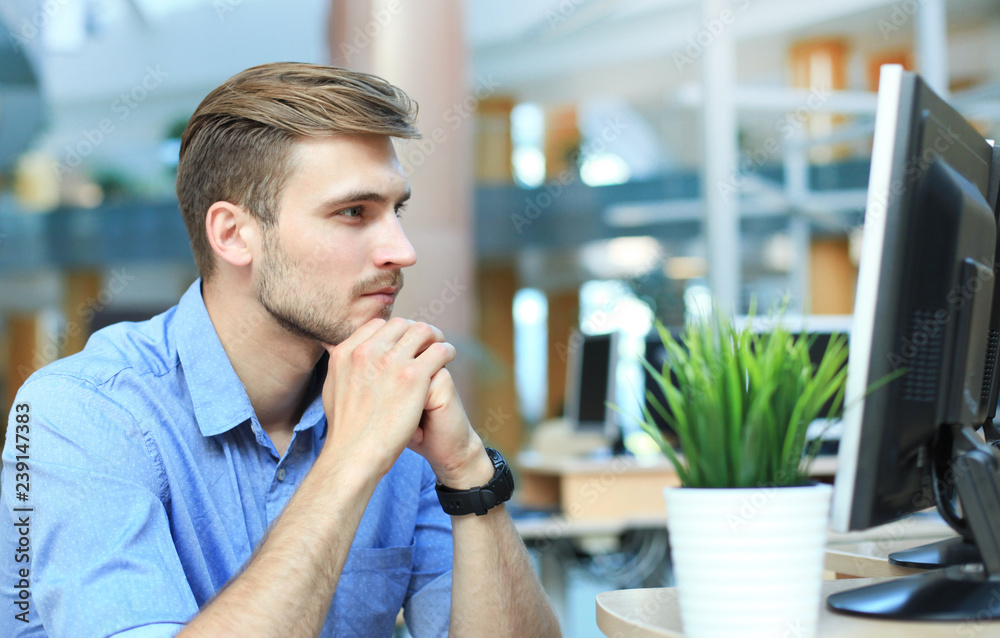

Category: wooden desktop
[512, 446, 838, 632]
[596, 578, 1000, 638]
[595, 513, 996, 637]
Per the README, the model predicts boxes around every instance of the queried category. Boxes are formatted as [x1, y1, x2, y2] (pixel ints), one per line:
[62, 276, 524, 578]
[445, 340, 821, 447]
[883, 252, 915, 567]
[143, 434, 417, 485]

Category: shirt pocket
[326, 542, 416, 637]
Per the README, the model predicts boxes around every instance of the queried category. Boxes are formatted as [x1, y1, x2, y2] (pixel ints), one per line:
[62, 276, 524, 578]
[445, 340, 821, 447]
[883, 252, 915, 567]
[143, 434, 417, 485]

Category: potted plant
[629, 305, 849, 638]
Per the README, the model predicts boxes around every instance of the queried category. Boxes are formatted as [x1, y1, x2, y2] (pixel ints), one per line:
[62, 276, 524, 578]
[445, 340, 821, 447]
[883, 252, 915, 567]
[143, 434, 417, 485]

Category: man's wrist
[313, 445, 385, 497]
[434, 440, 494, 489]
[436, 447, 514, 516]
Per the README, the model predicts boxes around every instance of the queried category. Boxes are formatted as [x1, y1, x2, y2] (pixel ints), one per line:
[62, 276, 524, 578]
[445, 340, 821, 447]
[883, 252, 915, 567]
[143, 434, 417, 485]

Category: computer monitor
[641, 326, 682, 445]
[827, 65, 1000, 621]
[564, 330, 620, 442]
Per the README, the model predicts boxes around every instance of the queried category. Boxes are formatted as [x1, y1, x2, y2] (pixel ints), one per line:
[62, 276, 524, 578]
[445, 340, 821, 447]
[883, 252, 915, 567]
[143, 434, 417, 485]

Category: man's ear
[205, 201, 258, 269]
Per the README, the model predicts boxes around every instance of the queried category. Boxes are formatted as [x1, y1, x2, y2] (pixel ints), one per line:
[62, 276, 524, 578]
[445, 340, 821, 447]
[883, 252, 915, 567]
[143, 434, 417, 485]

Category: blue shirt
[1, 279, 453, 638]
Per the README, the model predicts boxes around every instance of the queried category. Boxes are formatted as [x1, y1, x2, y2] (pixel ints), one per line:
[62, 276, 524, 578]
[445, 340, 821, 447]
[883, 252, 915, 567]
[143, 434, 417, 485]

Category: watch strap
[436, 447, 514, 516]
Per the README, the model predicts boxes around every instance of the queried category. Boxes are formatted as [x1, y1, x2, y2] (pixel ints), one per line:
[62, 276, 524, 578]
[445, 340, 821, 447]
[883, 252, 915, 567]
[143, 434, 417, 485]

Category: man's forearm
[450, 505, 561, 637]
[178, 456, 378, 638]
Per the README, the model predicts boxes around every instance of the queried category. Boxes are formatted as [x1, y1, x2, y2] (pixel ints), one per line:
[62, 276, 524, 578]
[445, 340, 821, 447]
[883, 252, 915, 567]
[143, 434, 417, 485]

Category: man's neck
[201, 278, 325, 449]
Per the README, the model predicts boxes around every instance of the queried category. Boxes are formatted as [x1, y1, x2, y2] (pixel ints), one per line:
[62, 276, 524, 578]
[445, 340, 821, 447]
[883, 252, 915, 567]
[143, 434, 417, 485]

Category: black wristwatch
[435, 447, 514, 516]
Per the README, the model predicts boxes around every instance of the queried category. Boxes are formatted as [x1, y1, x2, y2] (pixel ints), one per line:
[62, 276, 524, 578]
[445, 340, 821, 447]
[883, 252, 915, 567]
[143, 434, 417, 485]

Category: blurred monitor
[641, 326, 683, 445]
[565, 330, 620, 443]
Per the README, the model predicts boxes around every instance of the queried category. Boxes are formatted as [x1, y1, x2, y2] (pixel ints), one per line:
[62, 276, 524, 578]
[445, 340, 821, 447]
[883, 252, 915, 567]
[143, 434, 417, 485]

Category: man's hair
[176, 62, 419, 280]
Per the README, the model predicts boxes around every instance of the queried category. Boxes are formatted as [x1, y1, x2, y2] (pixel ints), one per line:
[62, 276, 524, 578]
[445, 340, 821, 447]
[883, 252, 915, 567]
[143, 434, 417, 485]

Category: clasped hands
[320, 318, 494, 489]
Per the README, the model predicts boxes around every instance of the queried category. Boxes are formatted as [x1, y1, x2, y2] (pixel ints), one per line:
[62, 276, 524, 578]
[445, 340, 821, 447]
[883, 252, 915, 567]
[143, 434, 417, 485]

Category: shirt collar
[173, 278, 327, 438]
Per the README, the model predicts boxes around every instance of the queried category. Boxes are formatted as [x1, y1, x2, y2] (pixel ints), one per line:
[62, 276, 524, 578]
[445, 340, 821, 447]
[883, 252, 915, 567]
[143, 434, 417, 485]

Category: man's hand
[319, 319, 560, 637]
[319, 317, 455, 478]
[408, 367, 494, 489]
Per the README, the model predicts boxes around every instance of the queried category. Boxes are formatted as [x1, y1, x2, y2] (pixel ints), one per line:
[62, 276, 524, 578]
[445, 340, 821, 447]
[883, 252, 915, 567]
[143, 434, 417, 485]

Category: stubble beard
[255, 229, 401, 346]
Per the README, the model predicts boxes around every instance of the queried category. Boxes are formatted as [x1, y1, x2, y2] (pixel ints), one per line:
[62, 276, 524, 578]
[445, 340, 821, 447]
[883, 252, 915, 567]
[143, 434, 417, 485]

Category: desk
[595, 580, 1000, 637]
[516, 452, 682, 521]
[516, 452, 839, 521]
[514, 452, 839, 631]
[824, 512, 958, 578]
[594, 512, 973, 637]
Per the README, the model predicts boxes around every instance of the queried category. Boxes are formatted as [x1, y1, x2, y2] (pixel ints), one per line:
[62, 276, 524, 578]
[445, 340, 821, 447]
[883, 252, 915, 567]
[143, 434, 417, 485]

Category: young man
[0, 62, 560, 637]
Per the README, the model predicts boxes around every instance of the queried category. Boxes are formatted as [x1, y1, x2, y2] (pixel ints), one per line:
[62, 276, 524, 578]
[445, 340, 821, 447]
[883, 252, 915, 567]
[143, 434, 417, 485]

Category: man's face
[254, 134, 416, 346]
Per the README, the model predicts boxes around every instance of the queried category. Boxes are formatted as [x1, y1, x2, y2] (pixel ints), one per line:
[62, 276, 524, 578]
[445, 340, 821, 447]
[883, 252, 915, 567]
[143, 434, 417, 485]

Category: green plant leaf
[621, 300, 889, 488]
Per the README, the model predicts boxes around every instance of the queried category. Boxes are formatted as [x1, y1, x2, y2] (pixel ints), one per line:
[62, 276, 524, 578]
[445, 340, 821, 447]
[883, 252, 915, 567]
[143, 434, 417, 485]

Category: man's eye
[338, 207, 362, 218]
[395, 205, 406, 218]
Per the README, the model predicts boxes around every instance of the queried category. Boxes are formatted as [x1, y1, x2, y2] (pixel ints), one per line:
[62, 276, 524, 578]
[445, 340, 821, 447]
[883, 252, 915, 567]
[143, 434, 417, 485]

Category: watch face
[484, 448, 513, 500]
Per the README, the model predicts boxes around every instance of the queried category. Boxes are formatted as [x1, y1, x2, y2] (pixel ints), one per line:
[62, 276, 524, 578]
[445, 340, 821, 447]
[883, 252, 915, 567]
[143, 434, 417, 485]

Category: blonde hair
[176, 62, 419, 280]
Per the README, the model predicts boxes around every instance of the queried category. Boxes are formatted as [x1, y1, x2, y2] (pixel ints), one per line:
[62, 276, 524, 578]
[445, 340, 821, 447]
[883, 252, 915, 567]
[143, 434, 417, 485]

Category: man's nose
[374, 215, 417, 268]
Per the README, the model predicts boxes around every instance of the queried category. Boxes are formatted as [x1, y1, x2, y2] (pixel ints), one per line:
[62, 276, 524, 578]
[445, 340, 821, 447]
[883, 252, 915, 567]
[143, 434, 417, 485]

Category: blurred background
[1, 0, 998, 635]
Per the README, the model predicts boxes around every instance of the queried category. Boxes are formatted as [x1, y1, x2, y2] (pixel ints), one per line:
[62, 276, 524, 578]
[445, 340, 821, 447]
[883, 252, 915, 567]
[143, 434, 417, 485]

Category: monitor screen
[641, 327, 682, 444]
[565, 331, 620, 439]
[826, 65, 1000, 621]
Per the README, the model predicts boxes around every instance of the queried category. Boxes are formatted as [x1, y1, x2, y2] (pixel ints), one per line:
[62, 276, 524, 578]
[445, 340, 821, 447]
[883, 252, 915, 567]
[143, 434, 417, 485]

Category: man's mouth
[362, 287, 398, 303]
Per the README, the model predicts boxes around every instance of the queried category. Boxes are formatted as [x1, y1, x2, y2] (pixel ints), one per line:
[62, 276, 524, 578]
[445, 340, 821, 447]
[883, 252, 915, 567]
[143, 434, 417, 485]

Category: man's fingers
[391, 321, 445, 359]
[374, 317, 420, 345]
[323, 317, 387, 353]
[325, 318, 445, 365]
[413, 341, 456, 377]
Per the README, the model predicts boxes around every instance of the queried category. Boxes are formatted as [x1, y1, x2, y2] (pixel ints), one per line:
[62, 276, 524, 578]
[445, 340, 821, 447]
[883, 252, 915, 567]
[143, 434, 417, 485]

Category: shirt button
[276, 468, 286, 482]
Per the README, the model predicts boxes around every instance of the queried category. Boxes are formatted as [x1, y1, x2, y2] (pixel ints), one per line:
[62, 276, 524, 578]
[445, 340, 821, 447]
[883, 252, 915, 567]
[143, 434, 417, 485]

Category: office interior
[2, 0, 1000, 636]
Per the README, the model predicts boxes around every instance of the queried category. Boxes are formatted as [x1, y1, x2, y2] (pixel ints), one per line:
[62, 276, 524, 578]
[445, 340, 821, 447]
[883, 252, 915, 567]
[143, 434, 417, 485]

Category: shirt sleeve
[0, 373, 199, 638]
[402, 461, 453, 637]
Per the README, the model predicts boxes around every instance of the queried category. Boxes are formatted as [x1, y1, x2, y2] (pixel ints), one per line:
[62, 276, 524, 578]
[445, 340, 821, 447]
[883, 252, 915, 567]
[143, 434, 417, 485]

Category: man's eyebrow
[319, 189, 411, 210]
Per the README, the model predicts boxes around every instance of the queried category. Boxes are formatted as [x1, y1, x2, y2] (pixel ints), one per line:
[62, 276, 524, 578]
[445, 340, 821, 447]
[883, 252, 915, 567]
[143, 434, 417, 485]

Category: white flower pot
[664, 483, 833, 638]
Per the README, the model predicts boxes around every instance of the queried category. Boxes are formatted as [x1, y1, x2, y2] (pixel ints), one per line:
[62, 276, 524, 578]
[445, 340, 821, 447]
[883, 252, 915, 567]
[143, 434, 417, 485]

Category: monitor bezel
[564, 329, 620, 441]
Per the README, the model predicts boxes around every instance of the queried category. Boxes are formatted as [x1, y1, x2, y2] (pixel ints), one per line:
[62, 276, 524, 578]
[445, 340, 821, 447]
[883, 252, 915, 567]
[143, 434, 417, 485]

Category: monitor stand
[828, 426, 1000, 620]
[885, 420, 1000, 569]
[888, 535, 980, 568]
